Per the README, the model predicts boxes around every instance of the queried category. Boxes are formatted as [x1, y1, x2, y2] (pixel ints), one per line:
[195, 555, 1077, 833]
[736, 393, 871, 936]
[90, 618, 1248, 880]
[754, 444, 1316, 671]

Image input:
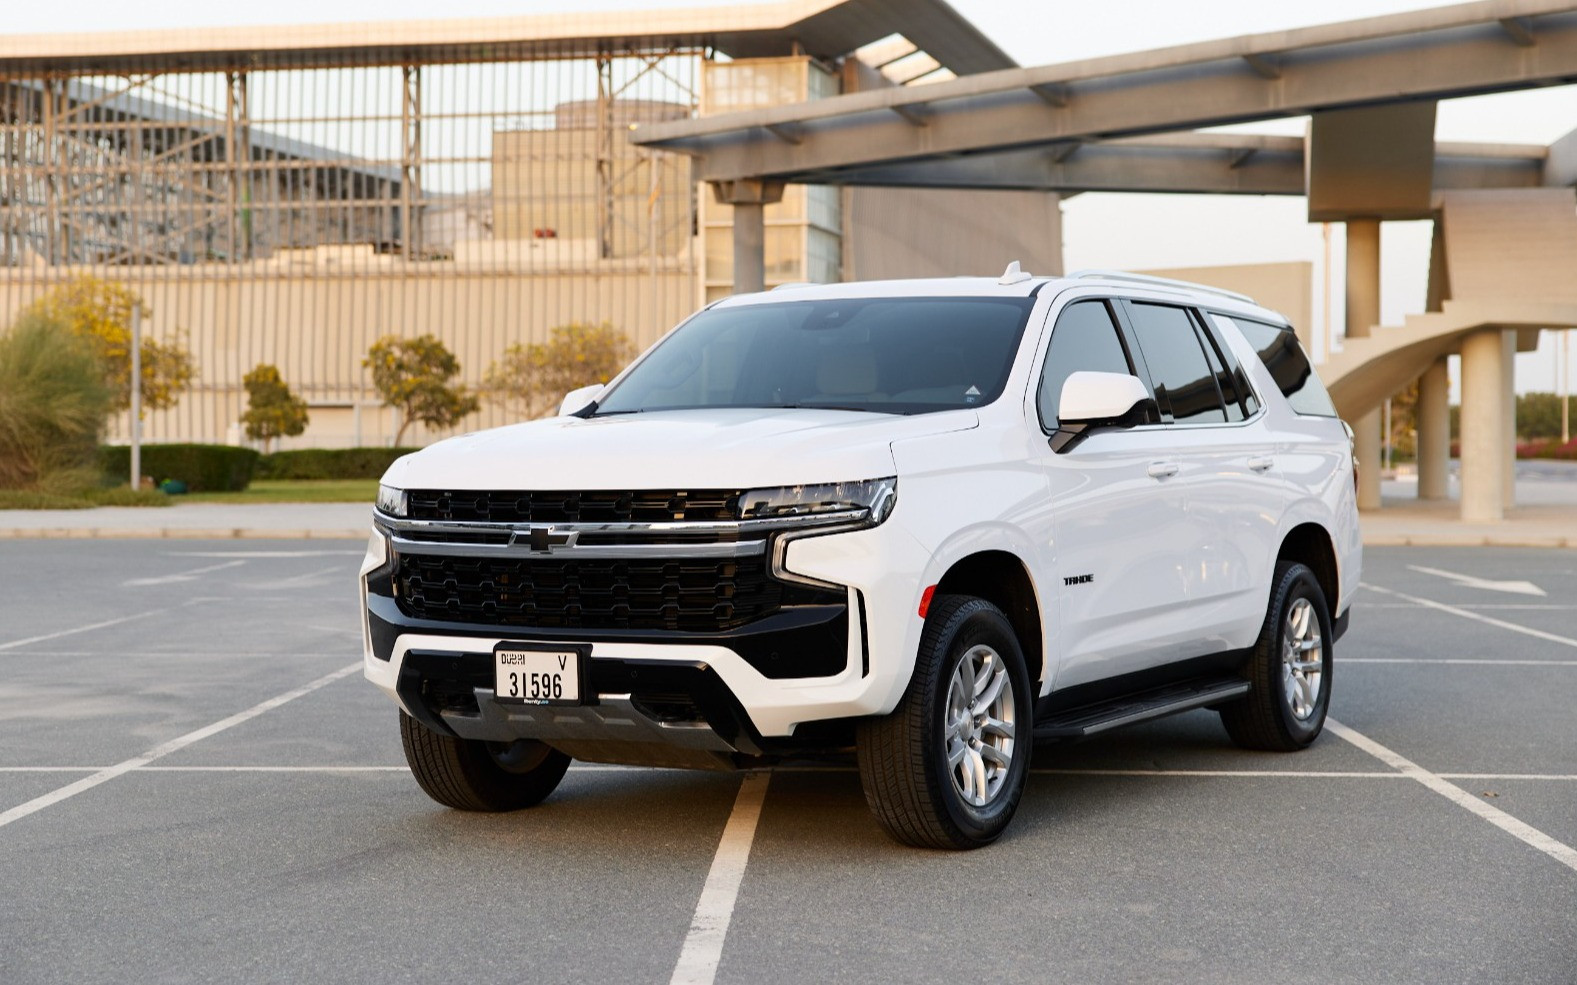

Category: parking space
[1, 540, 1574, 984]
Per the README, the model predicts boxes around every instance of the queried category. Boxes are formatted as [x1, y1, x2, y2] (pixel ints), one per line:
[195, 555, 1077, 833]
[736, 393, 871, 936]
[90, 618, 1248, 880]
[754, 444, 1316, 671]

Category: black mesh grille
[405, 489, 744, 524]
[394, 553, 834, 632]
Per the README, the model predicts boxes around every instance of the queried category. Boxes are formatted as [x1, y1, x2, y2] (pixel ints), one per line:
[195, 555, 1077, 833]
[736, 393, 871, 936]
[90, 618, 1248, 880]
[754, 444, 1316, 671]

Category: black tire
[857, 595, 1034, 850]
[399, 710, 571, 811]
[1219, 561, 1333, 752]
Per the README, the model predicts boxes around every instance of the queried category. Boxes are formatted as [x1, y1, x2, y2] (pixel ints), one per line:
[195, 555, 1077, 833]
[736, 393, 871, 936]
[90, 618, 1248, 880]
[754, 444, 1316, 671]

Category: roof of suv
[714, 268, 1291, 325]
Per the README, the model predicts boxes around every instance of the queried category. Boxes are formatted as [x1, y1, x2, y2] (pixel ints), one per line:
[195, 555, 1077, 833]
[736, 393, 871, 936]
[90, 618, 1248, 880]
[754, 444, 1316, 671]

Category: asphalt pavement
[1, 540, 1574, 984]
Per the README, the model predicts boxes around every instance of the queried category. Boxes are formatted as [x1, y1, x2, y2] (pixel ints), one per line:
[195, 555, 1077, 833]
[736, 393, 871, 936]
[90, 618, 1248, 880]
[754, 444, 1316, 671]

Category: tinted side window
[1037, 300, 1134, 429]
[1191, 311, 1258, 422]
[1216, 314, 1337, 418]
[1126, 302, 1226, 425]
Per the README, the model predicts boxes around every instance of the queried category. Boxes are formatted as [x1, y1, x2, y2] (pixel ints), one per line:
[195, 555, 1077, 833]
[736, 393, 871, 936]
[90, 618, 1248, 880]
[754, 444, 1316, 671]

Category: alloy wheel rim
[944, 644, 1017, 808]
[1281, 597, 1324, 721]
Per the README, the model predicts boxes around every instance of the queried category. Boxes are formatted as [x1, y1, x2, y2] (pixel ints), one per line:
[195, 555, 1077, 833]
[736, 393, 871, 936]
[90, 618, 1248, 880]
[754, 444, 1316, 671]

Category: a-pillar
[1416, 357, 1450, 500]
[1460, 327, 1508, 521]
[710, 179, 786, 295]
[1346, 217, 1383, 511]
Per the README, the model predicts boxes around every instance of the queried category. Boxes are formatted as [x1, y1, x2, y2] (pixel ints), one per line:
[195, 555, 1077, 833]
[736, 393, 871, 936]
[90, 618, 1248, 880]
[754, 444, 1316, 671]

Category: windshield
[593, 296, 1036, 416]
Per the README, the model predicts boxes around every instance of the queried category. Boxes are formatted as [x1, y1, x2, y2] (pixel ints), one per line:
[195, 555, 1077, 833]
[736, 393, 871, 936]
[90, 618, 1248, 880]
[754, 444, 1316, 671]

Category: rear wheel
[400, 710, 571, 811]
[857, 595, 1033, 850]
[1220, 561, 1333, 751]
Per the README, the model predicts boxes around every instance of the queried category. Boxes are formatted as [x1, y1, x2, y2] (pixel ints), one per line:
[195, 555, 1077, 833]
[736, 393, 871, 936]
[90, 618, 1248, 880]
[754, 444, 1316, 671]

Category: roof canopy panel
[0, 0, 1016, 75]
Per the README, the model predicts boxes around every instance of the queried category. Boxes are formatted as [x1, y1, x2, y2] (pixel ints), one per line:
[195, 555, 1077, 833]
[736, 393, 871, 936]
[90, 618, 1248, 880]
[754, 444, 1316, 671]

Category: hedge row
[100, 444, 260, 492]
[255, 447, 418, 480]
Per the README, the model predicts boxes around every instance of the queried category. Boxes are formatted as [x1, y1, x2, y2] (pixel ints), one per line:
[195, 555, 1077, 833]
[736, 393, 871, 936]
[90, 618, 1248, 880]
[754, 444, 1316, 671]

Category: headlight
[376, 483, 407, 517]
[739, 477, 896, 524]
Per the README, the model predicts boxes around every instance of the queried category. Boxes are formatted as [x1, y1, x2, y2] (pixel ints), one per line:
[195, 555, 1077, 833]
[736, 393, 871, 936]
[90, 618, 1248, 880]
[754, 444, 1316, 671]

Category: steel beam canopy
[0, 0, 1015, 76]
[802, 134, 1545, 196]
[631, 0, 1577, 184]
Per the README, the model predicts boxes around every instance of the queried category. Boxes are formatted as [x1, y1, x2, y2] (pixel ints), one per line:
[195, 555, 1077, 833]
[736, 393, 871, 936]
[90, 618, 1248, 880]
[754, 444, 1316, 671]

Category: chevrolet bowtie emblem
[512, 526, 579, 553]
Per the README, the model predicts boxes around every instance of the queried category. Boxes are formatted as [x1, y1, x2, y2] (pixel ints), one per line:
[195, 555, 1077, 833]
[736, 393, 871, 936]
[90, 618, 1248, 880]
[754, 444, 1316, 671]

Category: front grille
[405, 489, 744, 524]
[395, 553, 833, 632]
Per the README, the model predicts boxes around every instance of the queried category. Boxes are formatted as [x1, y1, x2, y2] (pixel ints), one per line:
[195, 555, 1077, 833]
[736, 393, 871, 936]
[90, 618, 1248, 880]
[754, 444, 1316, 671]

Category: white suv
[361, 267, 1360, 849]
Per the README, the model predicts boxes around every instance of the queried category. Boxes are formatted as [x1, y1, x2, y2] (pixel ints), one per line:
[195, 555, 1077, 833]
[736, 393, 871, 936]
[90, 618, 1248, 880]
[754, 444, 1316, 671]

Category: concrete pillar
[1417, 357, 1450, 500]
[1460, 327, 1506, 521]
[1346, 217, 1383, 510]
[710, 179, 785, 296]
[1502, 328, 1517, 509]
[1344, 218, 1380, 339]
[1354, 411, 1383, 511]
[733, 202, 766, 294]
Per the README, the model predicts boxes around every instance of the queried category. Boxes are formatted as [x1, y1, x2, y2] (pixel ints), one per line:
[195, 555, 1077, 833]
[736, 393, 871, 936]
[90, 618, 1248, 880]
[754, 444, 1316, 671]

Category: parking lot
[1, 540, 1574, 984]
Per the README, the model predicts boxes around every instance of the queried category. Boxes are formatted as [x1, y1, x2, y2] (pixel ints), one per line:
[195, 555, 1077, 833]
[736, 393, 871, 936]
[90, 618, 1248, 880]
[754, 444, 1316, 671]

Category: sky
[13, 0, 1577, 393]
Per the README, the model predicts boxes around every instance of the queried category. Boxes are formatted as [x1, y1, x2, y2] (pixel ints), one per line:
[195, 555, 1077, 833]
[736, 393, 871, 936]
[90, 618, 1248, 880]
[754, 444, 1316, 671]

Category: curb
[0, 528, 366, 540]
[1362, 534, 1573, 548]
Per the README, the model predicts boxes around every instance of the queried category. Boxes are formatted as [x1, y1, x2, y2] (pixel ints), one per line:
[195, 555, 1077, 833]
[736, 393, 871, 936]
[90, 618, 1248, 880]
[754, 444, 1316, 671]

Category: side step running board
[1033, 676, 1250, 740]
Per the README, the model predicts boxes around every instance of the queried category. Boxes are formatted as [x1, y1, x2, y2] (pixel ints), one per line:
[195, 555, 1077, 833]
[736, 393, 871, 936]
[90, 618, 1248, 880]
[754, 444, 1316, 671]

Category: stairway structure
[1319, 189, 1577, 521]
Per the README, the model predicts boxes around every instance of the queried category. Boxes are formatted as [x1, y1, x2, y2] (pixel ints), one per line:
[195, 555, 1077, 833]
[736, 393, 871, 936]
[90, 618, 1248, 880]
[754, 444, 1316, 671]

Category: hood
[383, 407, 977, 491]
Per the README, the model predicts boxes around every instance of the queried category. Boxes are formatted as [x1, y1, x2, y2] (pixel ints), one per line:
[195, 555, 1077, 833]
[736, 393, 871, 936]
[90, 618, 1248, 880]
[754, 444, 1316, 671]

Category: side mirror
[559, 383, 605, 417]
[1050, 371, 1152, 453]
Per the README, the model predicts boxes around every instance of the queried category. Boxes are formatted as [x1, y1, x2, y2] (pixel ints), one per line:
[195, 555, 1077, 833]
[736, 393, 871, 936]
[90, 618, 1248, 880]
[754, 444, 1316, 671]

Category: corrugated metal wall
[0, 45, 701, 447]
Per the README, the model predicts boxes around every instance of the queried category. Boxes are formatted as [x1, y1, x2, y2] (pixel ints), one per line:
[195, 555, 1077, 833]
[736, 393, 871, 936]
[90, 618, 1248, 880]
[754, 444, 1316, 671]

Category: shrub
[256, 447, 420, 481]
[481, 322, 634, 420]
[0, 313, 115, 491]
[21, 276, 196, 412]
[364, 335, 478, 444]
[241, 363, 310, 452]
[99, 443, 260, 492]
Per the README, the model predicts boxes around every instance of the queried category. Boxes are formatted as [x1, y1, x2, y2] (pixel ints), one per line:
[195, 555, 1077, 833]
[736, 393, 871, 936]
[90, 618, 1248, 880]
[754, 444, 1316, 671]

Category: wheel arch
[934, 550, 1045, 687]
[1277, 522, 1339, 613]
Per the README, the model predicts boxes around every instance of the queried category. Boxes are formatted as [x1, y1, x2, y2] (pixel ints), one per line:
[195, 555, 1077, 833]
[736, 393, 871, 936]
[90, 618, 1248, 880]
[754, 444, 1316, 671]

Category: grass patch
[0, 489, 95, 509]
[182, 479, 378, 504]
[0, 485, 175, 509]
[84, 487, 174, 507]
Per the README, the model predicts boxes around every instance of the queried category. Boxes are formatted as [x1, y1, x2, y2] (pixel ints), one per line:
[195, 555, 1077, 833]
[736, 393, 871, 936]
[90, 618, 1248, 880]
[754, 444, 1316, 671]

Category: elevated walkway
[1316, 188, 1577, 522]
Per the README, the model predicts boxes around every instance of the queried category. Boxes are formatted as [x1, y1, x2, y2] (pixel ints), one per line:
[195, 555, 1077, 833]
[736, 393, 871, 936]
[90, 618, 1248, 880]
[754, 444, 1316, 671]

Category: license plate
[494, 646, 581, 705]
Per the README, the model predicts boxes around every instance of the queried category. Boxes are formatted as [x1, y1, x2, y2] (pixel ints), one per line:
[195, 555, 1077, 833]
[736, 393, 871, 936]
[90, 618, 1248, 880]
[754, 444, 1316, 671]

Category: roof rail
[1067, 269, 1257, 305]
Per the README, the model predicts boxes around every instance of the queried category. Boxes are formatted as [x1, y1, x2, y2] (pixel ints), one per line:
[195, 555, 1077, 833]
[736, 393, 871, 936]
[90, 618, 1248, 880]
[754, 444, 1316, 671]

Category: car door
[1118, 299, 1286, 654]
[1027, 296, 1198, 690]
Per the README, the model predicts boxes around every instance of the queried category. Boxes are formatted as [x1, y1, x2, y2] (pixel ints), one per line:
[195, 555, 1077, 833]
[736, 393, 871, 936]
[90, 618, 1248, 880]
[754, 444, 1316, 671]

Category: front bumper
[359, 515, 932, 760]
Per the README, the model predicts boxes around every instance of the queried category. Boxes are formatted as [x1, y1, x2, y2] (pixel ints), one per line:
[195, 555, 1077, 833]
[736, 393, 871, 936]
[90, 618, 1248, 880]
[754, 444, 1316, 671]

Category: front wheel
[857, 595, 1033, 850]
[1220, 561, 1333, 751]
[400, 710, 571, 811]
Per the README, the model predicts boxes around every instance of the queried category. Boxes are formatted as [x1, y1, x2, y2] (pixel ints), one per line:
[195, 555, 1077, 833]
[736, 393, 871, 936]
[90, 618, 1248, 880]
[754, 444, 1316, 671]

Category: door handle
[1146, 461, 1180, 479]
[1247, 456, 1275, 472]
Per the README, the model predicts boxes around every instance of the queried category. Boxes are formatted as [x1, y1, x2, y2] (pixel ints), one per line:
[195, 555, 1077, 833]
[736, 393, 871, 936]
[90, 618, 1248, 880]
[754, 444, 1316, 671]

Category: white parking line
[1326, 718, 1577, 874]
[122, 560, 245, 587]
[1362, 583, 1577, 649]
[0, 662, 361, 831]
[670, 772, 770, 985]
[0, 608, 169, 652]
[1343, 658, 1577, 666]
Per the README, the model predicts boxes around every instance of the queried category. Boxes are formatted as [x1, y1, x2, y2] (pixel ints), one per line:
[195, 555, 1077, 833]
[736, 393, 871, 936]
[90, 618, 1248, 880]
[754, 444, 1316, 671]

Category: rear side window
[1192, 312, 1258, 422]
[1215, 314, 1337, 418]
[1037, 300, 1134, 430]
[1126, 302, 1227, 425]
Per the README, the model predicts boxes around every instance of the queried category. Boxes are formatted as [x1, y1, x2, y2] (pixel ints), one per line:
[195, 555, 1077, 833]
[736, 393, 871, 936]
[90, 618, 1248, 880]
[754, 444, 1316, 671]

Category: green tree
[481, 322, 634, 420]
[0, 312, 115, 491]
[1515, 392, 1572, 440]
[241, 364, 310, 453]
[364, 334, 479, 445]
[22, 276, 197, 412]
